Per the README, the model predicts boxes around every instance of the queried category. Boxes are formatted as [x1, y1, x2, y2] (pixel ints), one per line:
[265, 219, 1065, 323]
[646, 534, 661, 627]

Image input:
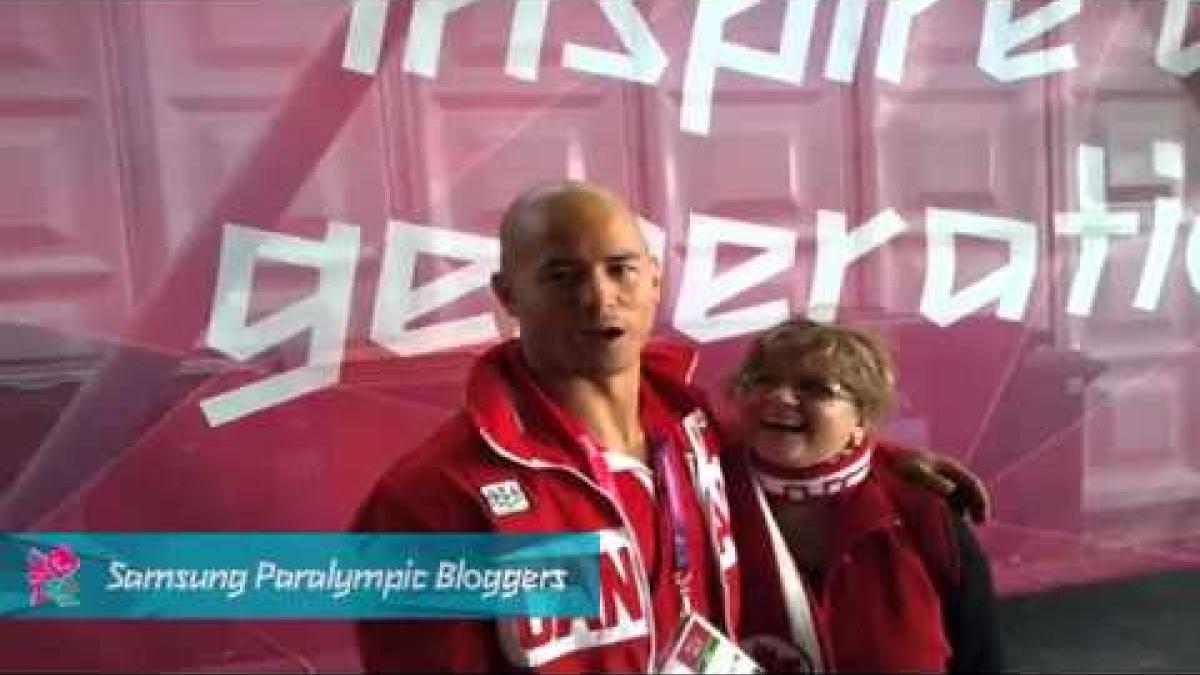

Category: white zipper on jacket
[478, 429, 660, 673]
[678, 409, 740, 636]
[681, 447, 738, 636]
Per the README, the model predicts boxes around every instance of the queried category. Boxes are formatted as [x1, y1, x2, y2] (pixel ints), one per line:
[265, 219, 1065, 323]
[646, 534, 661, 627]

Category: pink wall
[1, 1, 1198, 670]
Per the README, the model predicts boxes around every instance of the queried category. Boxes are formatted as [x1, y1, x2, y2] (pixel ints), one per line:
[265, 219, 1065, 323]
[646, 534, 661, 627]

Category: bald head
[498, 180, 646, 275]
[490, 180, 662, 380]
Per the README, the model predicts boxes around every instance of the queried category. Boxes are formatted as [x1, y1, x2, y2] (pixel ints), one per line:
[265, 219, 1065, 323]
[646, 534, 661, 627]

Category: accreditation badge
[659, 613, 763, 674]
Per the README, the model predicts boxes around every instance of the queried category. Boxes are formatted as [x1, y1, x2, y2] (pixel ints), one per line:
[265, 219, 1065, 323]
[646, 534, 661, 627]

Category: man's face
[494, 199, 661, 380]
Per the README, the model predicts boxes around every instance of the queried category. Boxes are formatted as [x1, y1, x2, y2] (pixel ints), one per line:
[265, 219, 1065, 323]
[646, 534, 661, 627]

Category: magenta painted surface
[1, 1, 1198, 670]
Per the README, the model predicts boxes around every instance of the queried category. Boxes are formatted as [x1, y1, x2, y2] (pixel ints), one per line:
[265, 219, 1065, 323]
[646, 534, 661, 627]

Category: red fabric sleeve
[351, 451, 506, 673]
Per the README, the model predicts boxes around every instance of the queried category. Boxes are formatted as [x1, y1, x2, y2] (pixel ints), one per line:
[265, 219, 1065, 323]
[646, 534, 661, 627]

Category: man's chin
[533, 339, 645, 380]
[574, 347, 642, 378]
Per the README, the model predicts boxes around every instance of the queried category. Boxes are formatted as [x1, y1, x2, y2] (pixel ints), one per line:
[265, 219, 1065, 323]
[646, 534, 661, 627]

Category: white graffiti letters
[202, 142, 1196, 425]
[342, 1, 1194, 136]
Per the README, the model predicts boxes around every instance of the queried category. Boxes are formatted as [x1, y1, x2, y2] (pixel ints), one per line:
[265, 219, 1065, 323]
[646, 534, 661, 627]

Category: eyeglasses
[742, 375, 855, 403]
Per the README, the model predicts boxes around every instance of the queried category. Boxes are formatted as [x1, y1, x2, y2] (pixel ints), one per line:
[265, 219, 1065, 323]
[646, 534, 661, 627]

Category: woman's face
[739, 373, 866, 469]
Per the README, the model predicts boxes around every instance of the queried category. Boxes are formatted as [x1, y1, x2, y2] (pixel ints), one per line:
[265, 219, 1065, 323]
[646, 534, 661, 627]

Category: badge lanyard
[652, 436, 695, 618]
[579, 431, 695, 619]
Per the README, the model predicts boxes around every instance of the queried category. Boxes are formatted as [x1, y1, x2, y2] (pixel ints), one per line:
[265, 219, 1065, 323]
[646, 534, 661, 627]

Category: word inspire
[200, 143, 1197, 426]
[341, 0, 1200, 136]
[105, 558, 568, 601]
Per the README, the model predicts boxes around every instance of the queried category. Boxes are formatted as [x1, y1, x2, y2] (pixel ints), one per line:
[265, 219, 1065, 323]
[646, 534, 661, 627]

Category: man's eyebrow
[536, 257, 582, 272]
[605, 252, 644, 263]
[537, 251, 644, 269]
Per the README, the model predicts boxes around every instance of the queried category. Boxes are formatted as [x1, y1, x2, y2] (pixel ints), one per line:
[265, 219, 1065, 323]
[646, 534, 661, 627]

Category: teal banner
[1, 533, 601, 618]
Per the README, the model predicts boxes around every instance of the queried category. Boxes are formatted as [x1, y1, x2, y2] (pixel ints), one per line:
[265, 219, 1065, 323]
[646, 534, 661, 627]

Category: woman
[724, 318, 1003, 673]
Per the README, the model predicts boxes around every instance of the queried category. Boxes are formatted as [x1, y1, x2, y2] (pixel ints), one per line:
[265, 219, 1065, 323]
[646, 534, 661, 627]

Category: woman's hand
[887, 447, 991, 524]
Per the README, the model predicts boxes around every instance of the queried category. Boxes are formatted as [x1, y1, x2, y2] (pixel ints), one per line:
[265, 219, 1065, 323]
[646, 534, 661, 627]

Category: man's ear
[491, 272, 515, 315]
[648, 256, 663, 294]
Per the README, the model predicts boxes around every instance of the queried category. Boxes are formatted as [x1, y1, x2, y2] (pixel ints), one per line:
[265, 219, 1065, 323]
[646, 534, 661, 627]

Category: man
[356, 181, 740, 672]
[354, 181, 987, 672]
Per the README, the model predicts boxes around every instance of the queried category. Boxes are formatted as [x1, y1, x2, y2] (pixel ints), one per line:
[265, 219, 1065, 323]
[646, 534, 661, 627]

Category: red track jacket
[727, 440, 993, 672]
[354, 339, 741, 673]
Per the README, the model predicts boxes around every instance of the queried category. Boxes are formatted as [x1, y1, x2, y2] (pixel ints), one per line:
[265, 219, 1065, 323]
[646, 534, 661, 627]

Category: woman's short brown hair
[726, 318, 896, 425]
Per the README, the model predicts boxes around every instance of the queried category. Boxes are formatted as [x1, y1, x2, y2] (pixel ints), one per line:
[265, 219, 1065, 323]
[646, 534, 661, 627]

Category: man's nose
[579, 267, 620, 310]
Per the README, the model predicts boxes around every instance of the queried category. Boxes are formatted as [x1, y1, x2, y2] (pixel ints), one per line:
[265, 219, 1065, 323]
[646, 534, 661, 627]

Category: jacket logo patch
[481, 480, 530, 516]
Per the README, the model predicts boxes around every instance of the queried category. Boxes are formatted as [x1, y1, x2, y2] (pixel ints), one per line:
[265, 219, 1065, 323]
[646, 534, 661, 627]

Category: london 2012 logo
[27, 545, 81, 608]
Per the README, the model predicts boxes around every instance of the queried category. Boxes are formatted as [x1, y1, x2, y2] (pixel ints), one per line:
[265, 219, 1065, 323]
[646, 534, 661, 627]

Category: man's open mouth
[761, 419, 808, 433]
[585, 327, 626, 341]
